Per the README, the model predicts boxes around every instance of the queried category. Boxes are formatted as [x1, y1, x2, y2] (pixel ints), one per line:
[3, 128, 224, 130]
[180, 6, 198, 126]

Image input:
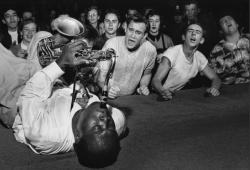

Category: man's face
[148, 15, 160, 34]
[184, 24, 204, 48]
[219, 16, 238, 35]
[104, 13, 120, 35]
[77, 102, 116, 137]
[87, 9, 99, 25]
[79, 12, 86, 23]
[126, 9, 138, 19]
[3, 9, 19, 30]
[22, 22, 37, 43]
[184, 4, 198, 21]
[22, 11, 33, 20]
[125, 21, 146, 51]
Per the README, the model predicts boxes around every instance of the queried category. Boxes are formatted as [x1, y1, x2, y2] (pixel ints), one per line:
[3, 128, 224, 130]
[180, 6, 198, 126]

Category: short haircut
[1, 8, 18, 19]
[74, 131, 120, 168]
[183, 22, 206, 37]
[127, 13, 149, 33]
[87, 6, 101, 16]
[146, 9, 161, 20]
[20, 18, 37, 31]
[104, 9, 121, 22]
[183, 0, 199, 7]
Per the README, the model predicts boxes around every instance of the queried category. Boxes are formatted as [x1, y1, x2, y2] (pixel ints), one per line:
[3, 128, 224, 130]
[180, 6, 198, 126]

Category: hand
[16, 49, 28, 58]
[159, 89, 174, 100]
[137, 86, 150, 95]
[56, 40, 86, 70]
[108, 86, 120, 99]
[156, 53, 164, 63]
[206, 87, 220, 96]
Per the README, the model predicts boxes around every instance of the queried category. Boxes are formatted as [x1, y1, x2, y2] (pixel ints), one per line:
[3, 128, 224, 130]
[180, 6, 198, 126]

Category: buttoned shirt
[210, 35, 249, 84]
[13, 62, 126, 154]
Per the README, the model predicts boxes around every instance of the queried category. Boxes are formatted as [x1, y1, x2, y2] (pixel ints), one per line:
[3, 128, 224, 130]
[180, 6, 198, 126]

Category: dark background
[0, 0, 249, 31]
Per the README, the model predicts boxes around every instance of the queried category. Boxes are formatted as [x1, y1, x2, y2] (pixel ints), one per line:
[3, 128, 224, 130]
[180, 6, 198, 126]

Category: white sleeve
[197, 52, 208, 71]
[162, 46, 176, 67]
[19, 62, 64, 102]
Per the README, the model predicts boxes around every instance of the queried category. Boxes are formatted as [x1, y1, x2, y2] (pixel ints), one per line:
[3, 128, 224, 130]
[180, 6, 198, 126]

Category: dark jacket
[0, 26, 22, 49]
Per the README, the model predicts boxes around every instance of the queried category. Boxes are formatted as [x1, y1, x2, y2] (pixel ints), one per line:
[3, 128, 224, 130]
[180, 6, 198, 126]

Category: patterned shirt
[210, 35, 249, 84]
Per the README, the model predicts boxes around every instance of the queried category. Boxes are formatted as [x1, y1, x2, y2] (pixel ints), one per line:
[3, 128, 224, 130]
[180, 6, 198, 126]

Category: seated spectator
[97, 14, 157, 99]
[146, 9, 173, 63]
[0, 7, 22, 49]
[152, 23, 221, 100]
[210, 15, 249, 84]
[94, 9, 122, 50]
[10, 19, 37, 58]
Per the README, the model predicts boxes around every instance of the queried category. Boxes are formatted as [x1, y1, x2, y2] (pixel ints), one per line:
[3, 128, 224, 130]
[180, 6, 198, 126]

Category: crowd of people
[0, 0, 249, 168]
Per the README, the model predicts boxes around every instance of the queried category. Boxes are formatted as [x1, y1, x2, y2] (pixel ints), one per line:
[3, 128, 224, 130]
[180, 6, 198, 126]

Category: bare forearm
[152, 77, 164, 93]
[211, 76, 221, 90]
[140, 73, 152, 87]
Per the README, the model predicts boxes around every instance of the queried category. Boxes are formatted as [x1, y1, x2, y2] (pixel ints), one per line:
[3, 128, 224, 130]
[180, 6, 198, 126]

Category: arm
[137, 71, 152, 95]
[20, 40, 87, 102]
[137, 48, 157, 96]
[152, 57, 173, 100]
[96, 61, 109, 88]
[201, 64, 221, 96]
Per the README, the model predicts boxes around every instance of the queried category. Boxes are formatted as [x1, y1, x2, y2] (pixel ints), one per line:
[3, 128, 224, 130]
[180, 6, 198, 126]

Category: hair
[87, 6, 101, 17]
[80, 24, 99, 43]
[1, 7, 18, 20]
[74, 130, 121, 168]
[183, 0, 199, 7]
[19, 18, 37, 31]
[127, 13, 149, 33]
[104, 8, 121, 23]
[183, 22, 206, 38]
[146, 9, 161, 20]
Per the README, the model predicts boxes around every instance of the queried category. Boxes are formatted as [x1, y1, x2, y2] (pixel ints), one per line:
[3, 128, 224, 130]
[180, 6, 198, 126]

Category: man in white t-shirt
[97, 14, 157, 98]
[152, 23, 221, 100]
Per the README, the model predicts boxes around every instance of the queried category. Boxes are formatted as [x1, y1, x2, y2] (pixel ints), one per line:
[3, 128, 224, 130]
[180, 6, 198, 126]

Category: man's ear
[200, 37, 205, 44]
[140, 33, 148, 45]
[143, 32, 148, 40]
[140, 32, 148, 45]
[117, 23, 121, 28]
[182, 34, 185, 41]
[2, 19, 6, 24]
[74, 130, 81, 143]
[197, 8, 201, 14]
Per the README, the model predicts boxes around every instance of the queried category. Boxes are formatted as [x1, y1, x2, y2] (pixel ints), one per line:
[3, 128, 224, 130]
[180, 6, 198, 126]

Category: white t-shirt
[162, 45, 208, 91]
[20, 41, 28, 50]
[8, 30, 18, 44]
[99, 36, 157, 96]
[13, 62, 126, 154]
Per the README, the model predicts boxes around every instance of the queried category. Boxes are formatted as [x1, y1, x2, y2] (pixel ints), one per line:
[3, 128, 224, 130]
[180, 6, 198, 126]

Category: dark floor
[0, 83, 249, 170]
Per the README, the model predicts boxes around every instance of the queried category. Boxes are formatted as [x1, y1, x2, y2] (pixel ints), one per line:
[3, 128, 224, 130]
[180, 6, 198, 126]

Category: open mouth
[128, 39, 135, 45]
[190, 38, 196, 43]
[108, 28, 113, 31]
